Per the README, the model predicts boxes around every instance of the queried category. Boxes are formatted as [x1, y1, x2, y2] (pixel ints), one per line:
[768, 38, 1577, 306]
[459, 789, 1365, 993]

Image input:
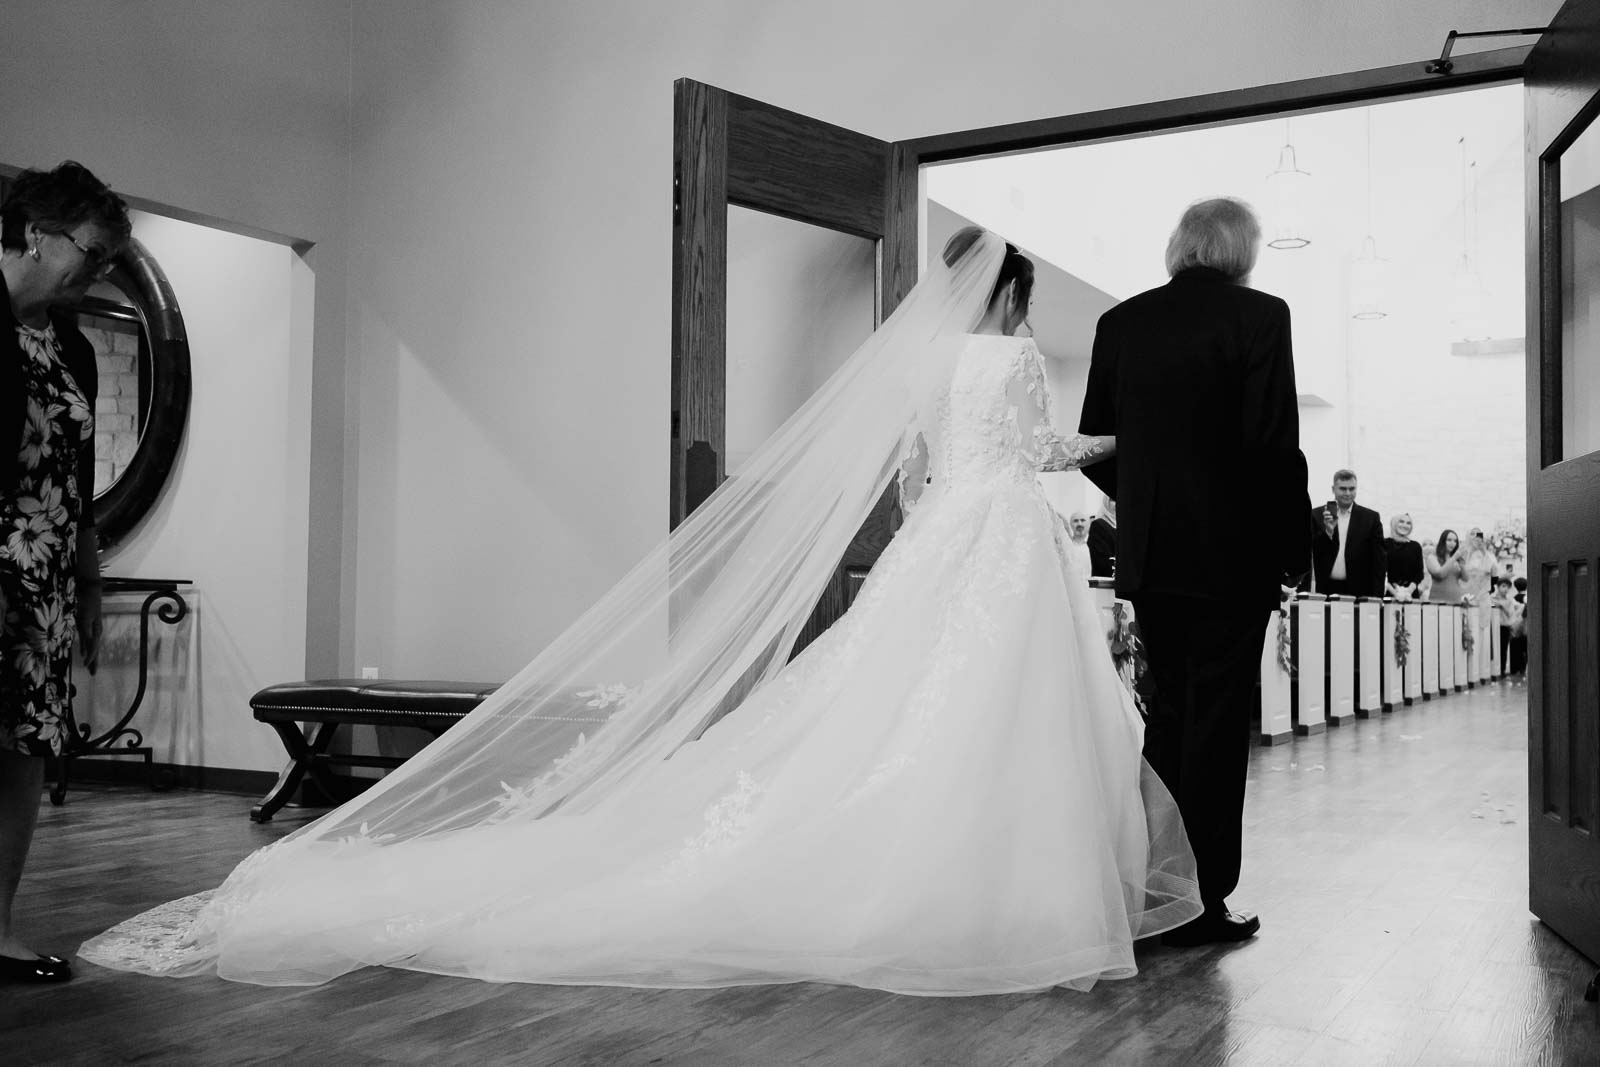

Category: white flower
[17, 399, 52, 470]
[6, 510, 59, 572]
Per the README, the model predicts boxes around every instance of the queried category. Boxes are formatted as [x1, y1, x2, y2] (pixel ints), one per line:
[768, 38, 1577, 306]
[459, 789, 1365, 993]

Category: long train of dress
[81, 335, 1200, 994]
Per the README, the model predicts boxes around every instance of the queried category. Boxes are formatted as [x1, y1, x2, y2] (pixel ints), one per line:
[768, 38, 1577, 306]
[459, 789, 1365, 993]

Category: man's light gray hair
[1164, 197, 1261, 281]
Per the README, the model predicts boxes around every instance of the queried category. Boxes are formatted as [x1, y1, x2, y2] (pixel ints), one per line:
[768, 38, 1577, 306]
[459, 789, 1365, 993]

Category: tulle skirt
[82, 480, 1200, 993]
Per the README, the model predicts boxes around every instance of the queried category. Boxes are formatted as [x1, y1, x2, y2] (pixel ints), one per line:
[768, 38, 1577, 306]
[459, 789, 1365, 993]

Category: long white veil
[81, 232, 1011, 976]
[310, 232, 1003, 835]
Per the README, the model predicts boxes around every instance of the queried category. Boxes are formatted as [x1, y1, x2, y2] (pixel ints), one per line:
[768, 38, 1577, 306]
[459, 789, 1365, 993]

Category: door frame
[900, 45, 1529, 165]
[674, 46, 1531, 527]
[670, 81, 918, 529]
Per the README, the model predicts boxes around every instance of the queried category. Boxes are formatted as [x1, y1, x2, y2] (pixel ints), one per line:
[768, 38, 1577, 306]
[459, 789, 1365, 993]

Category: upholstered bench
[249, 679, 500, 822]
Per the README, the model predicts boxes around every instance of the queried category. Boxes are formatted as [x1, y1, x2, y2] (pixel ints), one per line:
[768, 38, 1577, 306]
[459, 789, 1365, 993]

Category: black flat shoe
[0, 953, 73, 983]
[1161, 909, 1261, 948]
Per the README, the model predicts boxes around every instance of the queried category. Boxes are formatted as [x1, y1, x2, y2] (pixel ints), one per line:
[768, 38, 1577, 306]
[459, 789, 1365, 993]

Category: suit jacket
[1310, 502, 1385, 597]
[1078, 267, 1309, 612]
[1087, 517, 1116, 577]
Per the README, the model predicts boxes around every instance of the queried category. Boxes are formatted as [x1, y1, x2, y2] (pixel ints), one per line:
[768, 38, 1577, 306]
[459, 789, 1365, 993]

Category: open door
[672, 80, 917, 650]
[1525, 0, 1600, 968]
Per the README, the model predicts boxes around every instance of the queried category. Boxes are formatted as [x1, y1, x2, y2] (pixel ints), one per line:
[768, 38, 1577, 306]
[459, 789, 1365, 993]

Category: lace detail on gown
[80, 892, 216, 976]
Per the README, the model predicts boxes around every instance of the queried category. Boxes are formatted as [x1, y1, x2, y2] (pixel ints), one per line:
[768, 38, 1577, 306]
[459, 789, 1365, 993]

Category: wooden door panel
[1525, 0, 1600, 967]
[672, 80, 919, 660]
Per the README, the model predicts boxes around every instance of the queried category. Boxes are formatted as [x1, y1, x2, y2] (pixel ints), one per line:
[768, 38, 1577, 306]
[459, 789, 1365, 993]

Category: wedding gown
[82, 333, 1200, 995]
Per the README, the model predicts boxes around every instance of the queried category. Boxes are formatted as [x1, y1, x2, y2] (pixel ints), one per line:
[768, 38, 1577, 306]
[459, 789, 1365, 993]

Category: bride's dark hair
[942, 226, 1034, 329]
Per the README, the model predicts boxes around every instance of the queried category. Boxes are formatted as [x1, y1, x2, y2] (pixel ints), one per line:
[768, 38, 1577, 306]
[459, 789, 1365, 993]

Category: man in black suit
[1309, 470, 1385, 597]
[1087, 499, 1117, 577]
[1078, 197, 1309, 947]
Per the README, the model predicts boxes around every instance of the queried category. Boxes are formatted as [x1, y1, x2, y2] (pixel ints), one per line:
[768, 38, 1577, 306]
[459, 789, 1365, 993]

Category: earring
[27, 245, 39, 260]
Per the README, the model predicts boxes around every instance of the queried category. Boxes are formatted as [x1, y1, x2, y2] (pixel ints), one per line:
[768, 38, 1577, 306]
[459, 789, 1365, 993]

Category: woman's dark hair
[1435, 528, 1459, 562]
[941, 225, 1035, 328]
[2, 160, 132, 252]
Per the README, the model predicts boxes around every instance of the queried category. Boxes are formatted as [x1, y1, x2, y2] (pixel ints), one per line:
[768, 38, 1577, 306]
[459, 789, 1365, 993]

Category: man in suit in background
[1079, 197, 1310, 948]
[1310, 470, 1385, 598]
[1087, 499, 1117, 577]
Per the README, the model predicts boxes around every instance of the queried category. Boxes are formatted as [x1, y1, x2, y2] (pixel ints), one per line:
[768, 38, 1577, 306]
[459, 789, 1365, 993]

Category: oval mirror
[65, 238, 190, 550]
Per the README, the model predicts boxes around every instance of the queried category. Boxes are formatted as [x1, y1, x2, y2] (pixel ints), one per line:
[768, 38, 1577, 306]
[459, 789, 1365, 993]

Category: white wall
[78, 214, 313, 772]
[726, 207, 877, 473]
[0, 1, 353, 684]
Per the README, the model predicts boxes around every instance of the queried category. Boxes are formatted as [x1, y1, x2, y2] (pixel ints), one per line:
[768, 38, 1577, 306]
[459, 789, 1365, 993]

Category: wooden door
[1525, 0, 1600, 967]
[672, 80, 917, 651]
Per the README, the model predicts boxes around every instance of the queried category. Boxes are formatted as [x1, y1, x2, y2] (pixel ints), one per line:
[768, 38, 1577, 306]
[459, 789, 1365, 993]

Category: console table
[50, 576, 191, 805]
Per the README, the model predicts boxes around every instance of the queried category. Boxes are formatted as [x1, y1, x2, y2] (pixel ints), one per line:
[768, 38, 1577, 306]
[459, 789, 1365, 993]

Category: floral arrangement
[1108, 601, 1148, 714]
[1275, 609, 1294, 676]
[1462, 615, 1475, 654]
[1394, 606, 1410, 668]
[1487, 518, 1526, 564]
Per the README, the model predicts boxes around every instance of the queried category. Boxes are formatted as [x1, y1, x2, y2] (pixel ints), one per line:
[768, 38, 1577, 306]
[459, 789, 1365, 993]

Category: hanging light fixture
[1449, 138, 1491, 342]
[1351, 108, 1389, 320]
[1267, 117, 1311, 249]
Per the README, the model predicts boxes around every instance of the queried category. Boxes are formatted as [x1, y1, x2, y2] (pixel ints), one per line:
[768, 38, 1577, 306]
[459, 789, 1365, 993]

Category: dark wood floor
[7, 679, 1599, 1065]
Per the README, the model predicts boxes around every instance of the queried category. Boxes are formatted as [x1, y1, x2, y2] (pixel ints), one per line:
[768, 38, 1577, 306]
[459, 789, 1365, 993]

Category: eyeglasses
[52, 231, 117, 279]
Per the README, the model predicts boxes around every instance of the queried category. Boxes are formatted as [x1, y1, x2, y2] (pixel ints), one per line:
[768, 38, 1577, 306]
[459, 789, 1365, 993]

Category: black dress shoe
[1161, 909, 1261, 948]
[0, 953, 73, 983]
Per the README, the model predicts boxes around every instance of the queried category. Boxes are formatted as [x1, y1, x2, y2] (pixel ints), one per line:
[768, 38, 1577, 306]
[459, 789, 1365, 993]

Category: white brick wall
[78, 314, 143, 492]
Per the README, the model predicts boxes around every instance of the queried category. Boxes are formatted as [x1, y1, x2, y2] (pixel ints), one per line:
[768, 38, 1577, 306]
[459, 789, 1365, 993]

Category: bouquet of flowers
[1108, 601, 1148, 714]
[1487, 518, 1526, 564]
[1394, 606, 1410, 668]
[1276, 608, 1294, 676]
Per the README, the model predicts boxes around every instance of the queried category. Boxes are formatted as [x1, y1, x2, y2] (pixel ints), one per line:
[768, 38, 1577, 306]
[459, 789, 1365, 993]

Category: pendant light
[1267, 118, 1311, 249]
[1351, 108, 1389, 320]
[1449, 138, 1490, 342]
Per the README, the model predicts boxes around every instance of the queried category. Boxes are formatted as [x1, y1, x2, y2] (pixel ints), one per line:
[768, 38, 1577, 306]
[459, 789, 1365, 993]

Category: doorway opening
[923, 83, 1527, 579]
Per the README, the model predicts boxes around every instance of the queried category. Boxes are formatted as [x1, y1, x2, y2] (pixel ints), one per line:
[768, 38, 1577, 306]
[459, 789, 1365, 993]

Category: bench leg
[251, 720, 342, 822]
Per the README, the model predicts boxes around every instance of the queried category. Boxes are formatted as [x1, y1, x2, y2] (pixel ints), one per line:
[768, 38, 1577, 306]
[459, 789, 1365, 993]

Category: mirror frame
[89, 238, 191, 549]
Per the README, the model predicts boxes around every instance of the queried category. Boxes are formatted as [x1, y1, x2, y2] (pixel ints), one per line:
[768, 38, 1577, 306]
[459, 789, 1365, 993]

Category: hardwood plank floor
[6, 679, 1599, 1065]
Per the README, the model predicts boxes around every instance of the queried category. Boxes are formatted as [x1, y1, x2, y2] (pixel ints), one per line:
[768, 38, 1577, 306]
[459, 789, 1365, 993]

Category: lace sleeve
[1010, 341, 1115, 472]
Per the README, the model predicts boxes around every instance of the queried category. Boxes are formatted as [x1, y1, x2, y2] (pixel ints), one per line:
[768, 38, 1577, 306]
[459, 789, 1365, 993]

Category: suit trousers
[1130, 593, 1271, 914]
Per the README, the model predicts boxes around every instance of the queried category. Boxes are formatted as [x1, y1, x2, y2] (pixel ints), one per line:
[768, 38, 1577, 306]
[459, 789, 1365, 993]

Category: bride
[81, 228, 1201, 995]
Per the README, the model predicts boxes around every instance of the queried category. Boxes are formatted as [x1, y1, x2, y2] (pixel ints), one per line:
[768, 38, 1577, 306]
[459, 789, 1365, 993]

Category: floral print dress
[0, 323, 90, 756]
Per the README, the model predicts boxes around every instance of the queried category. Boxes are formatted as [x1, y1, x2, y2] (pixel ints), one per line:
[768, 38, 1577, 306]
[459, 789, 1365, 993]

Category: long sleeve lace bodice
[905, 336, 1108, 506]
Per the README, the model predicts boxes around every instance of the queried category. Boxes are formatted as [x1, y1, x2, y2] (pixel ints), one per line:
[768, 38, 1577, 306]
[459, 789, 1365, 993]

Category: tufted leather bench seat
[249, 679, 500, 822]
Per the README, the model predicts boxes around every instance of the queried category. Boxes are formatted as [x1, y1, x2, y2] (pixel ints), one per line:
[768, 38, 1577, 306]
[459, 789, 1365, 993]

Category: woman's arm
[1038, 432, 1115, 472]
[1010, 343, 1115, 471]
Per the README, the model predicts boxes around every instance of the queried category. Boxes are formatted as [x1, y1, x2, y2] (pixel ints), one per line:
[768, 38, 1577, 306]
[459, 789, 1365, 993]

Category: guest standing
[0, 162, 128, 984]
[1087, 498, 1117, 578]
[1309, 469, 1385, 597]
[1491, 577, 1518, 678]
[1382, 513, 1424, 600]
[1426, 529, 1468, 603]
[1064, 510, 1093, 574]
[1460, 528, 1500, 605]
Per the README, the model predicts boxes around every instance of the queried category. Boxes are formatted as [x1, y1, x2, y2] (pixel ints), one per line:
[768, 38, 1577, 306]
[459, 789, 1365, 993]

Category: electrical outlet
[360, 666, 380, 680]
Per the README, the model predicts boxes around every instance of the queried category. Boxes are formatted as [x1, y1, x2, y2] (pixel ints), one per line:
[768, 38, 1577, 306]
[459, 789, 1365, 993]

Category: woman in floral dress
[0, 162, 129, 983]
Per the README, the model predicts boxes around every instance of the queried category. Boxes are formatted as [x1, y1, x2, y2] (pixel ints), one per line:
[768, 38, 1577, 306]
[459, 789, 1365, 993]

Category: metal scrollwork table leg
[51, 584, 189, 806]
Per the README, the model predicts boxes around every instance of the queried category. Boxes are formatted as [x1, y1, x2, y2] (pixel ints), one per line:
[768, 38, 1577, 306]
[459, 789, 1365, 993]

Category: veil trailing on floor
[80, 233, 1012, 978]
